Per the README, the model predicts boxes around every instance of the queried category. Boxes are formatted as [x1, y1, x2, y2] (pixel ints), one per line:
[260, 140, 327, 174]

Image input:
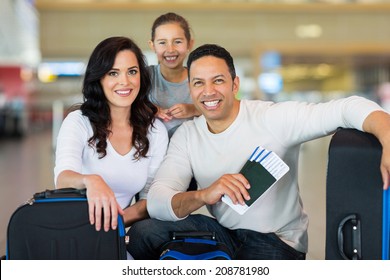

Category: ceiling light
[295, 24, 323, 38]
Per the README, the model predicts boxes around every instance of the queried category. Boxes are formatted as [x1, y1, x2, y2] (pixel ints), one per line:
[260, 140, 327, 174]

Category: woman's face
[100, 50, 140, 111]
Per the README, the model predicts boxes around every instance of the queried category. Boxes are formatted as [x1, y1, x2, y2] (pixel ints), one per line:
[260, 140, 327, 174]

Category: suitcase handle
[33, 188, 87, 199]
[171, 231, 216, 240]
[337, 214, 361, 260]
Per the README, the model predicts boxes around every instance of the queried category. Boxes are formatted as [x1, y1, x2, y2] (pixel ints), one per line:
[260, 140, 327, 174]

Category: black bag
[5, 188, 128, 260]
[159, 231, 232, 260]
[325, 128, 390, 260]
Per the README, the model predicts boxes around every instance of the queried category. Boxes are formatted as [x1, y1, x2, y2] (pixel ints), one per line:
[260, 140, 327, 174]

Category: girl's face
[100, 50, 140, 112]
[149, 22, 193, 70]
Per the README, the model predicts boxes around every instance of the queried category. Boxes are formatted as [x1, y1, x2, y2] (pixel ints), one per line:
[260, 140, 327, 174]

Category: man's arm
[171, 191, 206, 218]
[171, 173, 251, 218]
[362, 110, 390, 190]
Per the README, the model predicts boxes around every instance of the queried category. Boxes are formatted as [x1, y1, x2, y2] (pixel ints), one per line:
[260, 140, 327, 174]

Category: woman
[54, 36, 168, 234]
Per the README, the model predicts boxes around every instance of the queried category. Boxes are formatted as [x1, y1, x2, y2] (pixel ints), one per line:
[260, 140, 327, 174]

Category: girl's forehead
[155, 22, 185, 35]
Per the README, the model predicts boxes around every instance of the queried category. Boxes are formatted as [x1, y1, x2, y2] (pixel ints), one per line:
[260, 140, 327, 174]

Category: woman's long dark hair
[81, 36, 157, 160]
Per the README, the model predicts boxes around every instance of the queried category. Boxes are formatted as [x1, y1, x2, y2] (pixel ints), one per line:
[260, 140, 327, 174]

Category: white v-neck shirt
[54, 110, 168, 209]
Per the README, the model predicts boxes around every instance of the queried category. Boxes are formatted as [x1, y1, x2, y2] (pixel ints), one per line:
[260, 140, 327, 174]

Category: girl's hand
[168, 104, 200, 119]
[156, 107, 173, 122]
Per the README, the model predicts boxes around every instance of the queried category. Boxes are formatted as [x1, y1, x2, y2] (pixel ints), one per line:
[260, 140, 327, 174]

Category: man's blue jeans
[127, 214, 305, 260]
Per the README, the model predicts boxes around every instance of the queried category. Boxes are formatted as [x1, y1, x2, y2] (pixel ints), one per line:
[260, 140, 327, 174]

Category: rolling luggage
[325, 128, 390, 260]
[5, 188, 128, 260]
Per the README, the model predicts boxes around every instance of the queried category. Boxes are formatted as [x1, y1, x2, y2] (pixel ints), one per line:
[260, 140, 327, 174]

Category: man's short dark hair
[187, 44, 236, 80]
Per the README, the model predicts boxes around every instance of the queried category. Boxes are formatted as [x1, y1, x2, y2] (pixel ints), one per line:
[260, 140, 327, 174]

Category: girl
[148, 12, 200, 138]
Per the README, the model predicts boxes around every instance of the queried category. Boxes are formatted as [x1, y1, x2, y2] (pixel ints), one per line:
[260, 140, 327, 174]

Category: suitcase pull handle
[171, 231, 216, 240]
[34, 188, 87, 199]
[337, 214, 362, 260]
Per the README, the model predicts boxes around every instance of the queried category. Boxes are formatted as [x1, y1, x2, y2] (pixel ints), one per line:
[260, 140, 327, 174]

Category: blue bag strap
[383, 188, 390, 260]
[183, 238, 217, 245]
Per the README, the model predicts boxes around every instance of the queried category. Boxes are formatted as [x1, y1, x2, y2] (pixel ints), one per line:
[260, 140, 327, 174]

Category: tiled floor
[0, 126, 331, 260]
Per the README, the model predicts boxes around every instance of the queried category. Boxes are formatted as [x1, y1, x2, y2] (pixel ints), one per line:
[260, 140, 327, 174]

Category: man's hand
[171, 173, 250, 219]
[199, 173, 251, 206]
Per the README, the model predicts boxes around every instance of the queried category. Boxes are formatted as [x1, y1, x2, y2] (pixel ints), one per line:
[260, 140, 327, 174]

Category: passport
[222, 146, 289, 214]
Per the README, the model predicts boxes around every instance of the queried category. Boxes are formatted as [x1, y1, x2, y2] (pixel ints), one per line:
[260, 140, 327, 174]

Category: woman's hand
[83, 175, 125, 231]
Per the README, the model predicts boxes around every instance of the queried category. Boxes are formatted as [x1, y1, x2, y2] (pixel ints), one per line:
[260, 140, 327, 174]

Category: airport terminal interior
[1, 0, 390, 259]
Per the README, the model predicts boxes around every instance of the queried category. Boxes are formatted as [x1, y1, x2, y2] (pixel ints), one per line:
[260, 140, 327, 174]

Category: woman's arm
[122, 199, 148, 227]
[56, 170, 124, 231]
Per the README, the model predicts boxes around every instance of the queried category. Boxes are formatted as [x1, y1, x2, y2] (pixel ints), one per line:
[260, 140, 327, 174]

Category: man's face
[188, 55, 240, 133]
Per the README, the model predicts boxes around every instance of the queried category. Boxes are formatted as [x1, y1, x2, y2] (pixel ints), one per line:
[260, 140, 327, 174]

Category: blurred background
[1, 0, 390, 259]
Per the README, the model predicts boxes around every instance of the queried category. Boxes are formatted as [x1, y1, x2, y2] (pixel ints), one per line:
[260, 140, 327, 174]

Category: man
[128, 44, 390, 259]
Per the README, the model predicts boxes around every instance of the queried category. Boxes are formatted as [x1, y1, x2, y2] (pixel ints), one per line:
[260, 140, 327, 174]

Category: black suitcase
[325, 128, 389, 260]
[5, 188, 128, 260]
